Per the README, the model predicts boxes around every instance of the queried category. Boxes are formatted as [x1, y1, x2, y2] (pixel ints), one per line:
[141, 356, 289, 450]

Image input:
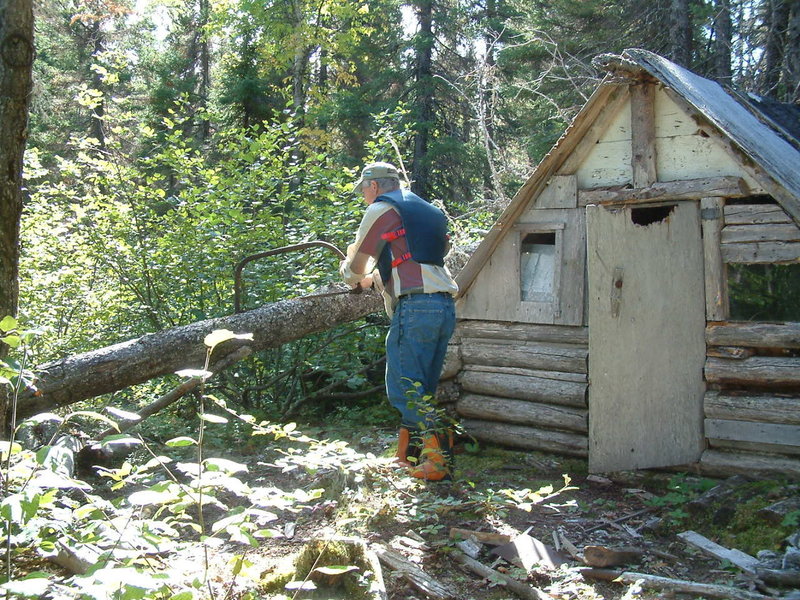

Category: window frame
[514, 222, 565, 321]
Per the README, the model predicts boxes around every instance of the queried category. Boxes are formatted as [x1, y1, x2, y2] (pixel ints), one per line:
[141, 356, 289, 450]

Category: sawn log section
[18, 287, 383, 420]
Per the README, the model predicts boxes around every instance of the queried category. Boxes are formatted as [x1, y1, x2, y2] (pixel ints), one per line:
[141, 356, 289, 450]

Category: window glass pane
[521, 232, 556, 302]
[728, 263, 800, 321]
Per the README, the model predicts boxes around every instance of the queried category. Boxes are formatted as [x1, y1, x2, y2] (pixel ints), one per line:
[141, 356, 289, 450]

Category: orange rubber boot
[394, 427, 422, 468]
[408, 431, 452, 481]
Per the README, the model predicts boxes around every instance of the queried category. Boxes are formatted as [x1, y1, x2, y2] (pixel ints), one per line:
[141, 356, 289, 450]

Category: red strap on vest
[381, 228, 406, 242]
[391, 252, 412, 268]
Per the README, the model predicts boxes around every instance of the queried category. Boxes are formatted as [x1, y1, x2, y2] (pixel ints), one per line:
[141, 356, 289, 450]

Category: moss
[666, 478, 795, 556]
[258, 556, 298, 593]
[713, 496, 792, 555]
[293, 538, 376, 600]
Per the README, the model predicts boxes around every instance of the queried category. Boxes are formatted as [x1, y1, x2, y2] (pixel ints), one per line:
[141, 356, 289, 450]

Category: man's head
[353, 161, 402, 203]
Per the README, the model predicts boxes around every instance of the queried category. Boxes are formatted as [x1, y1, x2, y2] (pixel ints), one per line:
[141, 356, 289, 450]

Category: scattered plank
[489, 534, 567, 570]
[451, 550, 554, 600]
[372, 543, 455, 600]
[677, 530, 759, 574]
[582, 545, 644, 568]
[449, 528, 513, 546]
[556, 532, 583, 562]
[584, 507, 655, 533]
[580, 568, 779, 600]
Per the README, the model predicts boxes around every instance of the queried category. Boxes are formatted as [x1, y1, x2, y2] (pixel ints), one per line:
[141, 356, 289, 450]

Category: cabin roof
[456, 48, 800, 298]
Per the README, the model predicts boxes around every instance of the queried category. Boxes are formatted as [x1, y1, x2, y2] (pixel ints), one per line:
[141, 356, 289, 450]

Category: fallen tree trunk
[18, 287, 383, 420]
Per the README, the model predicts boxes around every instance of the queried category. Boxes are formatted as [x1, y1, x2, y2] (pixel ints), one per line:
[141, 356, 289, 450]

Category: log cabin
[442, 49, 800, 480]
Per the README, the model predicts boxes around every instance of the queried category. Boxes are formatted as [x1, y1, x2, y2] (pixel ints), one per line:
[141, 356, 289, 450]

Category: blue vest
[375, 190, 448, 284]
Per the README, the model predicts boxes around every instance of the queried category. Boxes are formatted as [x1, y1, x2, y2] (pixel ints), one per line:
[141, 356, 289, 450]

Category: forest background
[3, 0, 799, 412]
[0, 0, 799, 597]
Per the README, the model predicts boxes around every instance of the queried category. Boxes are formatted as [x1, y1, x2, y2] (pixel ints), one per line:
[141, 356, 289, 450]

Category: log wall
[452, 320, 589, 457]
[720, 203, 800, 264]
[700, 321, 800, 479]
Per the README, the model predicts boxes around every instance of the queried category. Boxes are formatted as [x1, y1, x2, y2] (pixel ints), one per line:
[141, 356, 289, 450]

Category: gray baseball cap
[352, 161, 401, 193]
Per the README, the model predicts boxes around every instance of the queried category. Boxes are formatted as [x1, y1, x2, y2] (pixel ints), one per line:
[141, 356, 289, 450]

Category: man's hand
[358, 274, 373, 289]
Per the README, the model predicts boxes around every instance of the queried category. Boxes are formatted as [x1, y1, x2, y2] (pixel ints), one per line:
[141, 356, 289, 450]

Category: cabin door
[586, 201, 706, 472]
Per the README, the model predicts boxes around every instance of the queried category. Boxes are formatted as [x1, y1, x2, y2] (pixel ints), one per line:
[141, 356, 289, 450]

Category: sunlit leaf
[199, 413, 228, 424]
[0, 440, 21, 458]
[0, 315, 18, 332]
[313, 565, 360, 575]
[165, 436, 197, 447]
[106, 407, 142, 422]
[204, 457, 247, 473]
[99, 434, 142, 447]
[1, 335, 22, 348]
[0, 572, 51, 597]
[203, 329, 253, 350]
[128, 488, 180, 506]
[64, 410, 119, 430]
[175, 369, 212, 379]
[21, 413, 63, 427]
[285, 580, 316, 591]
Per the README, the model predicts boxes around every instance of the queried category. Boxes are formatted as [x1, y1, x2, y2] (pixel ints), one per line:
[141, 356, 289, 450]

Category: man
[340, 161, 458, 481]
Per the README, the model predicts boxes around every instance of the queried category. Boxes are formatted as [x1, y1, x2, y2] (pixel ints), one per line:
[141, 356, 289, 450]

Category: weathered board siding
[720, 202, 800, 264]
[575, 87, 762, 191]
[701, 322, 800, 479]
[457, 204, 586, 326]
[454, 321, 589, 457]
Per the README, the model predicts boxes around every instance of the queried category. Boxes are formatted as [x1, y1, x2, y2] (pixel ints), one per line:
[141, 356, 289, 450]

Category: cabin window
[520, 232, 556, 302]
[728, 263, 800, 321]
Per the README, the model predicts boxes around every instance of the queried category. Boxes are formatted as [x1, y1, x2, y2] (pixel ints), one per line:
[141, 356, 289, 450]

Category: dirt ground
[188, 429, 798, 600]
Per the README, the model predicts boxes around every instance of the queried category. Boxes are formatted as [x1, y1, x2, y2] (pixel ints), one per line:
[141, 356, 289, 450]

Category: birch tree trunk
[0, 0, 35, 435]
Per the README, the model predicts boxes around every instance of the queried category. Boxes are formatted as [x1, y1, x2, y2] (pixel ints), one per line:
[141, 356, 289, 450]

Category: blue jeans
[385, 293, 456, 429]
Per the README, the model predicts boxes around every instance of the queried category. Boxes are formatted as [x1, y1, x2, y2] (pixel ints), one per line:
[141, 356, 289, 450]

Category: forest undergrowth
[2, 320, 797, 600]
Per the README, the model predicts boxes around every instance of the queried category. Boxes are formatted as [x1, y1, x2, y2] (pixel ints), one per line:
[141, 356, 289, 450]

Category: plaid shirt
[340, 190, 458, 315]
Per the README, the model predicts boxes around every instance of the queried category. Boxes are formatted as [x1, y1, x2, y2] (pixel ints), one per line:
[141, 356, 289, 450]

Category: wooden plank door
[586, 201, 706, 472]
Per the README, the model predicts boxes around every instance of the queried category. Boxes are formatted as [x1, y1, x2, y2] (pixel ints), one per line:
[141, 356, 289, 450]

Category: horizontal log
[578, 176, 749, 205]
[464, 364, 587, 383]
[721, 223, 800, 244]
[459, 370, 587, 408]
[20, 287, 384, 419]
[456, 320, 588, 345]
[721, 241, 800, 263]
[706, 346, 754, 359]
[708, 438, 800, 457]
[440, 344, 462, 381]
[461, 341, 587, 373]
[698, 449, 800, 480]
[705, 418, 800, 447]
[723, 203, 791, 225]
[457, 394, 588, 433]
[705, 356, 800, 387]
[705, 391, 800, 425]
[461, 419, 588, 457]
[706, 322, 800, 349]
